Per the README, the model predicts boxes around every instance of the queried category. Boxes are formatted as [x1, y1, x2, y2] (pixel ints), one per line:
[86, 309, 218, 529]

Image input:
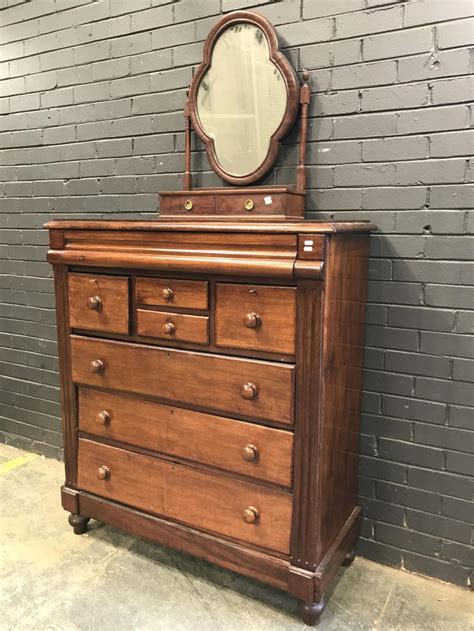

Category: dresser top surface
[45, 219, 376, 234]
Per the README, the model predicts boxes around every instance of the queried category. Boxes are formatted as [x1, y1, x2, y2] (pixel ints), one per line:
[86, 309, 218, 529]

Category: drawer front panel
[216, 194, 284, 216]
[136, 277, 209, 310]
[137, 309, 209, 345]
[71, 337, 294, 425]
[79, 388, 293, 486]
[215, 283, 296, 354]
[77, 438, 292, 553]
[68, 273, 129, 334]
[160, 194, 216, 216]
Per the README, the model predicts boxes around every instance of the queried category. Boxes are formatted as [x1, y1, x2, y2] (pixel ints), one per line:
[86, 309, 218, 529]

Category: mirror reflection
[196, 23, 287, 178]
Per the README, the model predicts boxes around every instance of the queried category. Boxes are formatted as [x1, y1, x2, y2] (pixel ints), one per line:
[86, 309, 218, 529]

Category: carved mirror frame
[188, 11, 300, 186]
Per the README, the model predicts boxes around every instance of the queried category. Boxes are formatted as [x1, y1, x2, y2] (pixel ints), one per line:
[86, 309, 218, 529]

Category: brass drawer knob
[95, 410, 110, 425]
[87, 296, 102, 311]
[161, 287, 174, 302]
[244, 198, 254, 211]
[90, 359, 105, 374]
[163, 321, 175, 335]
[242, 444, 259, 462]
[242, 506, 259, 524]
[243, 312, 261, 329]
[240, 382, 258, 400]
[184, 199, 193, 211]
[97, 465, 110, 480]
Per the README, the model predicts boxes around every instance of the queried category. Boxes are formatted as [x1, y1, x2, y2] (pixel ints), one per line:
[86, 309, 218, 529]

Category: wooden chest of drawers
[47, 219, 373, 624]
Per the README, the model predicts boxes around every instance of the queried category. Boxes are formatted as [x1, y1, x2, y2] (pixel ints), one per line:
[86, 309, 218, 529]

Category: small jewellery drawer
[78, 388, 293, 486]
[216, 194, 288, 216]
[68, 273, 129, 335]
[160, 193, 216, 216]
[136, 277, 208, 310]
[215, 283, 297, 355]
[77, 438, 292, 553]
[71, 336, 294, 425]
[137, 310, 209, 344]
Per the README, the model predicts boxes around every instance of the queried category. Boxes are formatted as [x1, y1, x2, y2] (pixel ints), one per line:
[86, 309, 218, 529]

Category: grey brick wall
[0, 0, 472, 588]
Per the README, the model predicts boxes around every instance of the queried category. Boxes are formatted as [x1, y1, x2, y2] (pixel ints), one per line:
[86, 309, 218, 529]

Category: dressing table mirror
[47, 9, 375, 627]
[160, 11, 310, 220]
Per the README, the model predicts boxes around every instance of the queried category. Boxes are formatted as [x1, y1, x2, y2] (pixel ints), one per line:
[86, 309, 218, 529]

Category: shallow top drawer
[68, 273, 129, 335]
[215, 283, 296, 355]
[136, 277, 208, 310]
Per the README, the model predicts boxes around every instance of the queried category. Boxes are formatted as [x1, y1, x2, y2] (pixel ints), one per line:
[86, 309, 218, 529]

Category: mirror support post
[183, 89, 192, 190]
[296, 70, 311, 195]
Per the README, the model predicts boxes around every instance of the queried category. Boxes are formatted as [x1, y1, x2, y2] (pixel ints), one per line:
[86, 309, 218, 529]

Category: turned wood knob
[87, 295, 102, 311]
[161, 287, 174, 302]
[97, 465, 110, 480]
[242, 506, 259, 524]
[240, 382, 258, 400]
[163, 321, 175, 334]
[90, 359, 105, 374]
[242, 444, 259, 462]
[95, 410, 110, 425]
[243, 312, 261, 329]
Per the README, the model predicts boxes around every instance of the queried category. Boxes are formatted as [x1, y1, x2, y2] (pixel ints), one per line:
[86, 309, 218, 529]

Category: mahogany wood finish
[78, 388, 294, 486]
[136, 277, 208, 310]
[70, 336, 295, 425]
[159, 188, 305, 221]
[46, 12, 373, 623]
[77, 438, 292, 553]
[215, 283, 297, 354]
[48, 220, 372, 625]
[137, 309, 210, 344]
[68, 273, 129, 335]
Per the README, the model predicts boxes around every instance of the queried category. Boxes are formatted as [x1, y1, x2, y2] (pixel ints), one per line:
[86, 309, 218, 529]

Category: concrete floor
[1, 443, 473, 631]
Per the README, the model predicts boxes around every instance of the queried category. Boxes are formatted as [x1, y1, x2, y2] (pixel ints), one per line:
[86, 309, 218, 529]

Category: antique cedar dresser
[46, 11, 375, 626]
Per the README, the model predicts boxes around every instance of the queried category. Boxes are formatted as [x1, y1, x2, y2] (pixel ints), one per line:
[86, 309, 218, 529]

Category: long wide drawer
[78, 388, 293, 487]
[77, 438, 292, 553]
[71, 336, 294, 425]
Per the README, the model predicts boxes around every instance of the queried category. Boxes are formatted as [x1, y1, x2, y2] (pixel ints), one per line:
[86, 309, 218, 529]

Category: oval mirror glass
[191, 17, 298, 184]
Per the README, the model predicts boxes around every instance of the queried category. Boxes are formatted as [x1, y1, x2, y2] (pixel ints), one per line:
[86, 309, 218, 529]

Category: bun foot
[297, 598, 326, 626]
[68, 513, 90, 535]
[342, 548, 356, 567]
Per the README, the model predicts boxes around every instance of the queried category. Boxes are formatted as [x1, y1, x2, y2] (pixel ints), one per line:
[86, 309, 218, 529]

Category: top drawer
[136, 277, 208, 310]
[68, 273, 129, 335]
[215, 283, 296, 355]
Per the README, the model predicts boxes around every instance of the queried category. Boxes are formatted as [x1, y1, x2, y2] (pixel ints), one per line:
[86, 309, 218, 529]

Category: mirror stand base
[160, 187, 304, 222]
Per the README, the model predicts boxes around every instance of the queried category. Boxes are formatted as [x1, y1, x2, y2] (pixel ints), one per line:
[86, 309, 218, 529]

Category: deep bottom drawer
[77, 438, 292, 554]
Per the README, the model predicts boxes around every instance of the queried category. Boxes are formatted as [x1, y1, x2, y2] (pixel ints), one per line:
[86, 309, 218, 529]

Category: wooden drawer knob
[95, 410, 110, 425]
[90, 359, 105, 374]
[242, 444, 259, 462]
[97, 465, 110, 480]
[163, 321, 175, 335]
[240, 382, 258, 400]
[242, 506, 259, 524]
[243, 312, 261, 329]
[161, 287, 174, 302]
[87, 295, 102, 311]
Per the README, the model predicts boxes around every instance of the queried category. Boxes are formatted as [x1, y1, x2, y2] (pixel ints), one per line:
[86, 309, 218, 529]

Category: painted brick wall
[0, 0, 472, 588]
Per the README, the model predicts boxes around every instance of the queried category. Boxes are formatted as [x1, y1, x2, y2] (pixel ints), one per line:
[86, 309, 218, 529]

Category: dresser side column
[316, 233, 370, 561]
[290, 279, 324, 574]
[52, 264, 77, 486]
